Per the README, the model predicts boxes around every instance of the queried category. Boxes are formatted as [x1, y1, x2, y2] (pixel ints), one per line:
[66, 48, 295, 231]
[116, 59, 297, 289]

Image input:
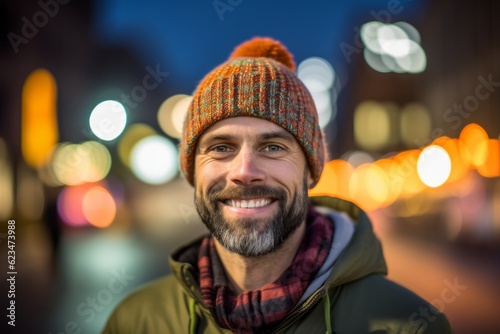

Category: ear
[307, 169, 314, 188]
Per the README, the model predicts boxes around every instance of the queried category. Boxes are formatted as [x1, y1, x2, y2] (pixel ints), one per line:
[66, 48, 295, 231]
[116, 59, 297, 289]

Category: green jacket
[103, 196, 452, 333]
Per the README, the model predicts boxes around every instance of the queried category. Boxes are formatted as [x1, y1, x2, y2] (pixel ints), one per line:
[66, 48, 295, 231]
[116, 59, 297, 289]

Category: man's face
[194, 117, 311, 257]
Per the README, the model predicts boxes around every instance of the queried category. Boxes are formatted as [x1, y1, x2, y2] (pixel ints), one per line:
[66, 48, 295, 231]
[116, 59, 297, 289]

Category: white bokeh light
[298, 57, 336, 128]
[298, 57, 335, 90]
[361, 21, 427, 74]
[363, 48, 390, 73]
[377, 24, 411, 58]
[130, 135, 178, 184]
[417, 145, 452, 188]
[89, 100, 127, 141]
[396, 42, 427, 73]
[394, 21, 421, 44]
[361, 21, 385, 54]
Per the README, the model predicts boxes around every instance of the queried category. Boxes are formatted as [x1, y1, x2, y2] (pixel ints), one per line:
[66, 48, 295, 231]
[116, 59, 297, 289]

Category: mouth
[222, 198, 274, 209]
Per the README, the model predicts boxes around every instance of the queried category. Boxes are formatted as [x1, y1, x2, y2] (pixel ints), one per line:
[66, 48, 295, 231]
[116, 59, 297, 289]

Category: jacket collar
[169, 196, 387, 314]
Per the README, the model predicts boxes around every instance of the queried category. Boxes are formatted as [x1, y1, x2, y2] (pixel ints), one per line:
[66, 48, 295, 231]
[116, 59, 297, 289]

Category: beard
[194, 177, 309, 257]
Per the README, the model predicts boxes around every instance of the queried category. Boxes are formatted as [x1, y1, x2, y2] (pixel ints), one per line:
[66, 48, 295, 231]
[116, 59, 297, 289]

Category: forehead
[197, 117, 297, 144]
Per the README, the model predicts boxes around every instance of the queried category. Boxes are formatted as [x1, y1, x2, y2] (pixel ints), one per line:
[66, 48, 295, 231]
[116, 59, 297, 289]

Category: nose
[227, 147, 266, 186]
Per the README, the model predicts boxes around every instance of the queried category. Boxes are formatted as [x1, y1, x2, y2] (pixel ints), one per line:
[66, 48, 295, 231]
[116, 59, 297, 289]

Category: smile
[223, 198, 273, 208]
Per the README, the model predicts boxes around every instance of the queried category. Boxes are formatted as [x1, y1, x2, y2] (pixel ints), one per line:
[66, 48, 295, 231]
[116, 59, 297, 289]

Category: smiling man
[103, 37, 452, 334]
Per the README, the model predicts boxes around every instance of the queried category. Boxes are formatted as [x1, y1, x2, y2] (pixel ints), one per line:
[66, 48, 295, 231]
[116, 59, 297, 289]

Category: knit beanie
[180, 37, 325, 188]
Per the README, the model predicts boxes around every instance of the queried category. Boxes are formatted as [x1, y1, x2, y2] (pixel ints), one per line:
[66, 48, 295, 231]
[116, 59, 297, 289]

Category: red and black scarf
[197, 206, 334, 333]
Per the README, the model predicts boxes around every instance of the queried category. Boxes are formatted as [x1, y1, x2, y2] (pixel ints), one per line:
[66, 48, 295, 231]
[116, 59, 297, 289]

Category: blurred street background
[1, 0, 499, 333]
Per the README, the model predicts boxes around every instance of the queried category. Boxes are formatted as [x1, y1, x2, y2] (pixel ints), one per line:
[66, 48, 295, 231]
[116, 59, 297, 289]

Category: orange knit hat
[180, 37, 325, 187]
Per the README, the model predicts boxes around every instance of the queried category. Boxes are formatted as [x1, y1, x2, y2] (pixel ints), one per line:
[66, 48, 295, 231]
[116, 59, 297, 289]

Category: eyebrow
[199, 130, 296, 146]
[259, 131, 296, 142]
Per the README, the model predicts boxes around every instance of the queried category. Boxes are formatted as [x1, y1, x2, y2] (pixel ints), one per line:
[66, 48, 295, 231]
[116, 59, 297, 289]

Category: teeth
[226, 199, 271, 208]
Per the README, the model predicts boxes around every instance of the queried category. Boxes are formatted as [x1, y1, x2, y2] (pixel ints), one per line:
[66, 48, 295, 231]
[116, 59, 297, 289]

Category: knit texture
[180, 37, 325, 187]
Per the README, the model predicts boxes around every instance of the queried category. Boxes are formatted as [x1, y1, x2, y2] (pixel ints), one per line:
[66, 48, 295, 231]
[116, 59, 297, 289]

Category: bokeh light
[349, 163, 389, 211]
[392, 150, 426, 196]
[89, 100, 127, 141]
[459, 123, 489, 168]
[157, 94, 192, 139]
[82, 186, 117, 228]
[363, 48, 391, 73]
[417, 145, 452, 188]
[298, 57, 335, 89]
[394, 21, 421, 44]
[361, 21, 385, 54]
[21, 68, 59, 168]
[400, 103, 431, 147]
[354, 101, 391, 151]
[361, 21, 426, 74]
[374, 158, 401, 205]
[343, 150, 374, 167]
[378, 24, 412, 58]
[130, 135, 178, 184]
[298, 57, 336, 128]
[51, 141, 111, 185]
[57, 184, 93, 227]
[477, 139, 500, 178]
[433, 137, 469, 184]
[117, 123, 156, 167]
[395, 42, 427, 73]
[310, 159, 354, 200]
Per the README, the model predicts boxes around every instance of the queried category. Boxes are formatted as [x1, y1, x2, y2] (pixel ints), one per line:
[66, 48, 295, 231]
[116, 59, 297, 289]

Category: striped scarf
[198, 206, 334, 333]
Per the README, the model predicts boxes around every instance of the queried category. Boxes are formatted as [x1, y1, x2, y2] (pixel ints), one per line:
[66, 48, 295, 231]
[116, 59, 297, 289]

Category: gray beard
[194, 179, 309, 257]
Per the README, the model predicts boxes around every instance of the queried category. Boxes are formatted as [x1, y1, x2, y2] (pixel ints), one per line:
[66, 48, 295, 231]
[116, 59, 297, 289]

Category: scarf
[197, 206, 334, 333]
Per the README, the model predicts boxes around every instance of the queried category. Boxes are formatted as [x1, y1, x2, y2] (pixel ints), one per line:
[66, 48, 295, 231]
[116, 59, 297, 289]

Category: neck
[214, 222, 306, 294]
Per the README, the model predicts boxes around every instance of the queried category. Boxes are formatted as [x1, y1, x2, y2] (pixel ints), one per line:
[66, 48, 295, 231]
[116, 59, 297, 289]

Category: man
[103, 37, 452, 333]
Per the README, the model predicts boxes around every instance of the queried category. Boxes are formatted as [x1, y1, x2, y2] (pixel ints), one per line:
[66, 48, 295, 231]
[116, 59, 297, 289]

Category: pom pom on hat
[229, 37, 296, 71]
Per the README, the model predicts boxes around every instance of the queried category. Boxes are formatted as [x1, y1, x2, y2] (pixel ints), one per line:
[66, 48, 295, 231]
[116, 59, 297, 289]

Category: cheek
[268, 162, 307, 190]
[194, 162, 225, 193]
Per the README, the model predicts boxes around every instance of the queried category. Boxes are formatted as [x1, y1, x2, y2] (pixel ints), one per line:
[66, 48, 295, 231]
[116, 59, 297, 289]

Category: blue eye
[266, 145, 283, 152]
[213, 146, 229, 152]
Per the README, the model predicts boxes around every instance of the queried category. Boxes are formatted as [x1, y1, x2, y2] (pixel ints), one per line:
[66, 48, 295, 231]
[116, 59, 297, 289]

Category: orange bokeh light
[310, 159, 354, 200]
[459, 123, 489, 168]
[391, 150, 426, 197]
[433, 137, 469, 184]
[82, 186, 116, 228]
[22, 69, 59, 168]
[349, 163, 390, 211]
[477, 139, 500, 178]
[373, 158, 400, 206]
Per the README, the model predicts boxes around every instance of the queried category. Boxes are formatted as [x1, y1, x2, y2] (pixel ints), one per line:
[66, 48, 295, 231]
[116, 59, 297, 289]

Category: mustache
[207, 185, 286, 202]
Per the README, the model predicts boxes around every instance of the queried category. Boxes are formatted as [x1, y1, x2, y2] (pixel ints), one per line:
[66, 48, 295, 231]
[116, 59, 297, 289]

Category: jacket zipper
[271, 290, 324, 333]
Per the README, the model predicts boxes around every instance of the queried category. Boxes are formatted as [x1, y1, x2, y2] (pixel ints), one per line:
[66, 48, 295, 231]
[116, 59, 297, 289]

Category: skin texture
[194, 117, 312, 293]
